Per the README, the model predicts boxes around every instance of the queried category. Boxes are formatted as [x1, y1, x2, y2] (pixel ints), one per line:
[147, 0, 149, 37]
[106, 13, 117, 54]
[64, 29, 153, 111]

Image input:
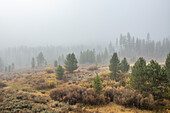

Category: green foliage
[94, 74, 102, 94]
[79, 49, 95, 64]
[120, 57, 130, 73]
[165, 53, 170, 80]
[56, 65, 64, 80]
[31, 57, 35, 69]
[109, 53, 120, 79]
[146, 60, 169, 99]
[64, 53, 78, 73]
[36, 52, 45, 66]
[130, 58, 169, 99]
[130, 57, 147, 92]
[54, 60, 58, 67]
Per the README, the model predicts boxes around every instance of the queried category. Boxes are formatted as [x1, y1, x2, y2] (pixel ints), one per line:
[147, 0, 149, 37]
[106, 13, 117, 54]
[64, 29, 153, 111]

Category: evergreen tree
[32, 58, 35, 69]
[104, 48, 109, 62]
[130, 57, 147, 92]
[64, 53, 78, 73]
[5, 66, 7, 73]
[94, 74, 102, 94]
[165, 53, 170, 80]
[120, 57, 130, 73]
[146, 60, 169, 99]
[0, 58, 4, 72]
[79, 49, 95, 64]
[8, 65, 11, 72]
[96, 53, 102, 64]
[12, 63, 14, 71]
[109, 53, 120, 79]
[56, 65, 64, 80]
[36, 52, 45, 66]
[54, 60, 58, 67]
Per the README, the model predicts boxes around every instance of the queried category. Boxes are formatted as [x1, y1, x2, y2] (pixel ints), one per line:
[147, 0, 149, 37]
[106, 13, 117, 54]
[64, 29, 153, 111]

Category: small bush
[104, 87, 114, 102]
[45, 67, 53, 73]
[35, 83, 50, 90]
[87, 65, 98, 71]
[50, 87, 68, 101]
[82, 88, 97, 105]
[0, 82, 7, 88]
[46, 80, 56, 88]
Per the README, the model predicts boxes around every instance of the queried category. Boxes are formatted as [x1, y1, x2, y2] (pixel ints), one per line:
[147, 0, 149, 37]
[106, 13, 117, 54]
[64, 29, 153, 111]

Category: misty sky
[0, 0, 170, 48]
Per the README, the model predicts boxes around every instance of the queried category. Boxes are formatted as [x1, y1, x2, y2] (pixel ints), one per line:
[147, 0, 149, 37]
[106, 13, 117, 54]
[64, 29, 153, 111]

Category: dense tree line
[79, 49, 95, 64]
[117, 33, 170, 61]
[0, 33, 169, 69]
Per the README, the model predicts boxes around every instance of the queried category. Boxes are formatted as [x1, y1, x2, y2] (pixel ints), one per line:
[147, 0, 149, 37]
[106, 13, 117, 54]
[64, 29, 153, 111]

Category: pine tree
[94, 74, 102, 94]
[12, 63, 14, 71]
[8, 65, 11, 72]
[109, 53, 120, 79]
[0, 58, 4, 72]
[5, 66, 7, 73]
[130, 57, 147, 92]
[64, 53, 78, 73]
[120, 57, 130, 73]
[36, 52, 45, 66]
[54, 60, 58, 67]
[32, 58, 35, 69]
[146, 60, 169, 99]
[165, 53, 170, 80]
[56, 65, 64, 80]
[96, 53, 102, 64]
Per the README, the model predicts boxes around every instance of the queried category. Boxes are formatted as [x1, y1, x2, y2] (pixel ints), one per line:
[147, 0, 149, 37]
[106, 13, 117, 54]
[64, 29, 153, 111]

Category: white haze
[0, 0, 170, 48]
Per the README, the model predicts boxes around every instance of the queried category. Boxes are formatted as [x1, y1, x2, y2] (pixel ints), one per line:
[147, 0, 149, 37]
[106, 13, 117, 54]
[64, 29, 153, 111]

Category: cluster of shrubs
[35, 80, 56, 90]
[45, 67, 54, 73]
[50, 85, 164, 110]
[0, 82, 7, 88]
[87, 65, 98, 71]
[50, 85, 105, 105]
[104, 87, 156, 110]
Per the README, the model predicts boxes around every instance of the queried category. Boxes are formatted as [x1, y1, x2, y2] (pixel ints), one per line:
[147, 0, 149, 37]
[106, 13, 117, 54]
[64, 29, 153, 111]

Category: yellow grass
[85, 102, 152, 113]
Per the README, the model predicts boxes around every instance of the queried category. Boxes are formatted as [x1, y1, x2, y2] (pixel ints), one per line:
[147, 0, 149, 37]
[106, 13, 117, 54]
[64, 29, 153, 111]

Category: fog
[0, 0, 170, 48]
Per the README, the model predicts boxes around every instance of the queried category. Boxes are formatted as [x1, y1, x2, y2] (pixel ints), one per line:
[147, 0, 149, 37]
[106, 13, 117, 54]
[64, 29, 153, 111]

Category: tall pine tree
[56, 65, 64, 80]
[130, 57, 147, 92]
[120, 57, 130, 73]
[109, 53, 120, 79]
[64, 53, 78, 73]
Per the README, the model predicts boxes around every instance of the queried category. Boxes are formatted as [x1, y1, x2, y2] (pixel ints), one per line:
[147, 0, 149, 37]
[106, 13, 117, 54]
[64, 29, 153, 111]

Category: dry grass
[85, 102, 152, 113]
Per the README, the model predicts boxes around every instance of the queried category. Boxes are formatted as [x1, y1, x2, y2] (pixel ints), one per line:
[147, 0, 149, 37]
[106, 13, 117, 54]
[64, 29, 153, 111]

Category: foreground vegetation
[0, 53, 169, 113]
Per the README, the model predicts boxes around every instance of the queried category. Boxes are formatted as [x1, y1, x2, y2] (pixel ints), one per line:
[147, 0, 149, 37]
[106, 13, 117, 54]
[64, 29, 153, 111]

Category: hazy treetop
[0, 0, 169, 48]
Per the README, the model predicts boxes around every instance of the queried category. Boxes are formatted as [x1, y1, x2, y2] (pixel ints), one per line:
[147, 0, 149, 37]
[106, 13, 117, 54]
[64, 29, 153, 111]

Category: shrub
[45, 67, 53, 73]
[50, 87, 68, 101]
[104, 87, 114, 102]
[82, 88, 105, 105]
[35, 83, 49, 90]
[46, 80, 56, 88]
[82, 88, 97, 105]
[64, 85, 85, 105]
[0, 82, 7, 88]
[87, 65, 98, 71]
